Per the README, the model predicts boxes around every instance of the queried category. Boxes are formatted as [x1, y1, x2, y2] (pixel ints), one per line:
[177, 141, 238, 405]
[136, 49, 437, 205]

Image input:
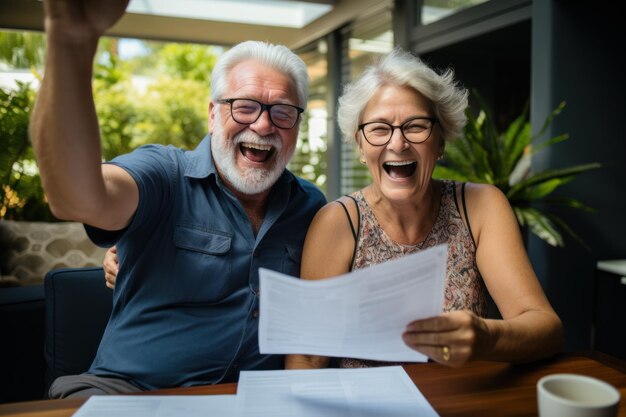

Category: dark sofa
[0, 284, 46, 403]
[0, 267, 111, 404]
[0, 220, 109, 403]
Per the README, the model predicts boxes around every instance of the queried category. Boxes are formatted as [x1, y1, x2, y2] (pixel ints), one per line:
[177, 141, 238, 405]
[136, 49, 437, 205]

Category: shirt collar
[184, 134, 216, 179]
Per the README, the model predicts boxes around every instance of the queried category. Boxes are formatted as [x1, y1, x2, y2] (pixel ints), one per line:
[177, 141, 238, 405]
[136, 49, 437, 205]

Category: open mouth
[240, 142, 275, 163]
[383, 160, 417, 179]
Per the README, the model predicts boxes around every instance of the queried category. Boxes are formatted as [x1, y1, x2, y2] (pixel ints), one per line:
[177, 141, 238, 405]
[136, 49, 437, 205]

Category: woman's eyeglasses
[358, 117, 438, 146]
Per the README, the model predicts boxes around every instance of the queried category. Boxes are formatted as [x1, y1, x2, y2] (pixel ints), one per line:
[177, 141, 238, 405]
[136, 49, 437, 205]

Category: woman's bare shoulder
[463, 182, 510, 209]
[301, 196, 359, 279]
[310, 195, 358, 228]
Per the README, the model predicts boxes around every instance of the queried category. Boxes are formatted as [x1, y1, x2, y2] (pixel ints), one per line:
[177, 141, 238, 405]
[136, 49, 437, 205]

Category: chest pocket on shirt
[281, 244, 302, 277]
[173, 225, 232, 304]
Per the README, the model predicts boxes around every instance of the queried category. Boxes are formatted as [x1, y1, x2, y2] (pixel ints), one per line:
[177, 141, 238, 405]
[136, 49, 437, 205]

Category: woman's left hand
[402, 310, 493, 367]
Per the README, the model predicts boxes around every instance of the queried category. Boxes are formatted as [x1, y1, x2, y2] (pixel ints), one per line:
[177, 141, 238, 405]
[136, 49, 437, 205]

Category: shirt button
[253, 309, 259, 319]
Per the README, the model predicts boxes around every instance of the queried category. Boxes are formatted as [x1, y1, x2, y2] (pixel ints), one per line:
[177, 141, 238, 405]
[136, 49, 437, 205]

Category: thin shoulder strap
[347, 195, 360, 242]
[335, 195, 360, 271]
[336, 200, 357, 241]
[461, 182, 477, 248]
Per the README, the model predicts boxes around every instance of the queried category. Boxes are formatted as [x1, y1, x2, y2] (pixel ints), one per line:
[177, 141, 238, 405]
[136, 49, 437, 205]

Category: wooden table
[1, 352, 624, 417]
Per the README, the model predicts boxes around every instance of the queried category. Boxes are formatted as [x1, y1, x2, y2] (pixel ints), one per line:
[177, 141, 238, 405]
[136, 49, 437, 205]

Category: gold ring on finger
[442, 345, 450, 361]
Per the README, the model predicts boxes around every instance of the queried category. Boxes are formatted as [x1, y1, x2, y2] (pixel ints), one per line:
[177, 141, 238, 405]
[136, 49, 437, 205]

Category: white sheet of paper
[236, 366, 439, 417]
[71, 395, 237, 417]
[259, 243, 447, 362]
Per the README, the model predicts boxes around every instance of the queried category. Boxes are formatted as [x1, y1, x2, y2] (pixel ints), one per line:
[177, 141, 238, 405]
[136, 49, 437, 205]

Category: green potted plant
[433, 95, 601, 248]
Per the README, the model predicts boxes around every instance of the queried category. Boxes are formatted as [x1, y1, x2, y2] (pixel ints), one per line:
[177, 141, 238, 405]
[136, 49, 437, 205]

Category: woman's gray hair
[337, 47, 468, 143]
[210, 41, 309, 109]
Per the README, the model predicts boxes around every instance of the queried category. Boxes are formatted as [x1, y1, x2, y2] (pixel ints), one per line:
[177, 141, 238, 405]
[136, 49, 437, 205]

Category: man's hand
[43, 0, 130, 41]
[103, 245, 119, 289]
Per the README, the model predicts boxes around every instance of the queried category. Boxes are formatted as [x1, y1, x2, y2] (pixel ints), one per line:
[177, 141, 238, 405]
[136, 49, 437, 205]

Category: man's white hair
[210, 40, 309, 109]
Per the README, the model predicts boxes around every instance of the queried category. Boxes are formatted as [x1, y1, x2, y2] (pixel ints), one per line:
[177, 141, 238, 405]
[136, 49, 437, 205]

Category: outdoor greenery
[0, 31, 327, 220]
[0, 31, 46, 68]
[289, 111, 328, 193]
[0, 32, 214, 220]
[0, 80, 52, 220]
[433, 94, 601, 248]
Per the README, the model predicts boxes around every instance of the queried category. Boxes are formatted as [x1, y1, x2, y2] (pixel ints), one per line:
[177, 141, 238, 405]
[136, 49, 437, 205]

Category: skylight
[127, 0, 333, 29]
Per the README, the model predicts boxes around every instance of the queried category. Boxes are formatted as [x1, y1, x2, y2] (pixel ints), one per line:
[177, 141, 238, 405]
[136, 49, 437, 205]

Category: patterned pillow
[0, 220, 108, 286]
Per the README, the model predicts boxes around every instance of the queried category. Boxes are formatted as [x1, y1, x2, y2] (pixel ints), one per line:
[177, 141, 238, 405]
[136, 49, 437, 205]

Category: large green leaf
[443, 140, 479, 179]
[508, 163, 601, 198]
[432, 165, 472, 182]
[513, 178, 571, 201]
[533, 133, 569, 154]
[500, 109, 530, 177]
[502, 122, 531, 178]
[515, 207, 564, 247]
[532, 101, 566, 141]
[543, 196, 596, 212]
[436, 95, 601, 249]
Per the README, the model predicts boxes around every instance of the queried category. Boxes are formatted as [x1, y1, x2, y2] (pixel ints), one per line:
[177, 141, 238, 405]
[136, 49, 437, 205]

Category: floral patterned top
[339, 180, 487, 368]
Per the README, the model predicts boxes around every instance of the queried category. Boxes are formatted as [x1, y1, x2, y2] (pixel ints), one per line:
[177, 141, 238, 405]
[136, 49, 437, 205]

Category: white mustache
[233, 130, 282, 152]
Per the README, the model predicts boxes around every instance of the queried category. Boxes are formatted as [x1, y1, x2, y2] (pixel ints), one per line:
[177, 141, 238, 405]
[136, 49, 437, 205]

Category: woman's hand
[103, 245, 119, 289]
[402, 310, 494, 367]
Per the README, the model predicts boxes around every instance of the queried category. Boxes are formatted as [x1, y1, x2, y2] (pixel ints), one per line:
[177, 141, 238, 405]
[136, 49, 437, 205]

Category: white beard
[211, 114, 295, 195]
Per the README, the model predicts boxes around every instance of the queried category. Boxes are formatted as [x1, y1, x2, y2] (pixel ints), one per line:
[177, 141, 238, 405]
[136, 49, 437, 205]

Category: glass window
[289, 40, 329, 195]
[420, 0, 490, 25]
[340, 11, 393, 196]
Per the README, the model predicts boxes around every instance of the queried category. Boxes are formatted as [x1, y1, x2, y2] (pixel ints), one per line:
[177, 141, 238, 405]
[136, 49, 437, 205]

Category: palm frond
[532, 133, 569, 154]
[515, 207, 564, 247]
[542, 196, 597, 212]
[512, 178, 572, 201]
[435, 95, 601, 248]
[508, 163, 601, 198]
[532, 101, 567, 140]
[432, 165, 472, 183]
[501, 106, 530, 175]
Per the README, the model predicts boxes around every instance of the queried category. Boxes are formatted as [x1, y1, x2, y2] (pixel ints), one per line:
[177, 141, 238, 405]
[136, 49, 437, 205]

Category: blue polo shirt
[85, 135, 326, 390]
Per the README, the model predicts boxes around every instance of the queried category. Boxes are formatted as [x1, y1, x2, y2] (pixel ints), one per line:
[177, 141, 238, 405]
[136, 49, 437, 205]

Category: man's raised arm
[31, 0, 138, 231]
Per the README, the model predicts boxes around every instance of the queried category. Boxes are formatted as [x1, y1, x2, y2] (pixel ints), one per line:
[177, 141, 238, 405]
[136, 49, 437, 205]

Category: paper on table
[71, 395, 237, 417]
[259, 243, 447, 362]
[236, 366, 439, 417]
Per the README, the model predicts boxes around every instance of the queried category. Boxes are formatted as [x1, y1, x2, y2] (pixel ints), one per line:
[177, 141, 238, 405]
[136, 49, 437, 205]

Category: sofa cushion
[0, 284, 46, 402]
[0, 220, 108, 286]
[44, 267, 112, 393]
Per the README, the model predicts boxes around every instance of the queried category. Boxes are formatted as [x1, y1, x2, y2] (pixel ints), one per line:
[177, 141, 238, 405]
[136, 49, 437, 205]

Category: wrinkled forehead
[362, 83, 434, 120]
[226, 60, 298, 103]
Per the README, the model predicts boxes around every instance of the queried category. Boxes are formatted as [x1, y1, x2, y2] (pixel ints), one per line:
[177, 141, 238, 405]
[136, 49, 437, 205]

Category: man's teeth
[242, 143, 272, 151]
[384, 160, 415, 166]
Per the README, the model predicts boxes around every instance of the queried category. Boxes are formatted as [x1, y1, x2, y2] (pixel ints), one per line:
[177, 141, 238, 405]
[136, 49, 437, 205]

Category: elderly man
[31, 0, 326, 398]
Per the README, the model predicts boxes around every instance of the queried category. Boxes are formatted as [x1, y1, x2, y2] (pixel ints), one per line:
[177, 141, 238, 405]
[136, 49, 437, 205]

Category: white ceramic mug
[537, 373, 620, 417]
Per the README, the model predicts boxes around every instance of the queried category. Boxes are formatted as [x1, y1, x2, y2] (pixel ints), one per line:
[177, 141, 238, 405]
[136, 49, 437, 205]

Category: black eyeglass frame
[217, 98, 305, 129]
[358, 117, 438, 146]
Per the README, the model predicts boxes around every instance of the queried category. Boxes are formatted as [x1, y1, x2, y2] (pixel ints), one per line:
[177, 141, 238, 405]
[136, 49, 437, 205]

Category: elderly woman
[286, 47, 563, 369]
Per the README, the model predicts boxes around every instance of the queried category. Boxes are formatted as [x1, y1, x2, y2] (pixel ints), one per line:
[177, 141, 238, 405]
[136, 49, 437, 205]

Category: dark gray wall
[421, 0, 626, 352]
[422, 20, 531, 131]
[529, 1, 626, 351]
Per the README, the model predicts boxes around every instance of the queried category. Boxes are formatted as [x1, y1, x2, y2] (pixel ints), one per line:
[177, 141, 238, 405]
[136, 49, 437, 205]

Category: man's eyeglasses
[217, 98, 304, 130]
[358, 117, 438, 146]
